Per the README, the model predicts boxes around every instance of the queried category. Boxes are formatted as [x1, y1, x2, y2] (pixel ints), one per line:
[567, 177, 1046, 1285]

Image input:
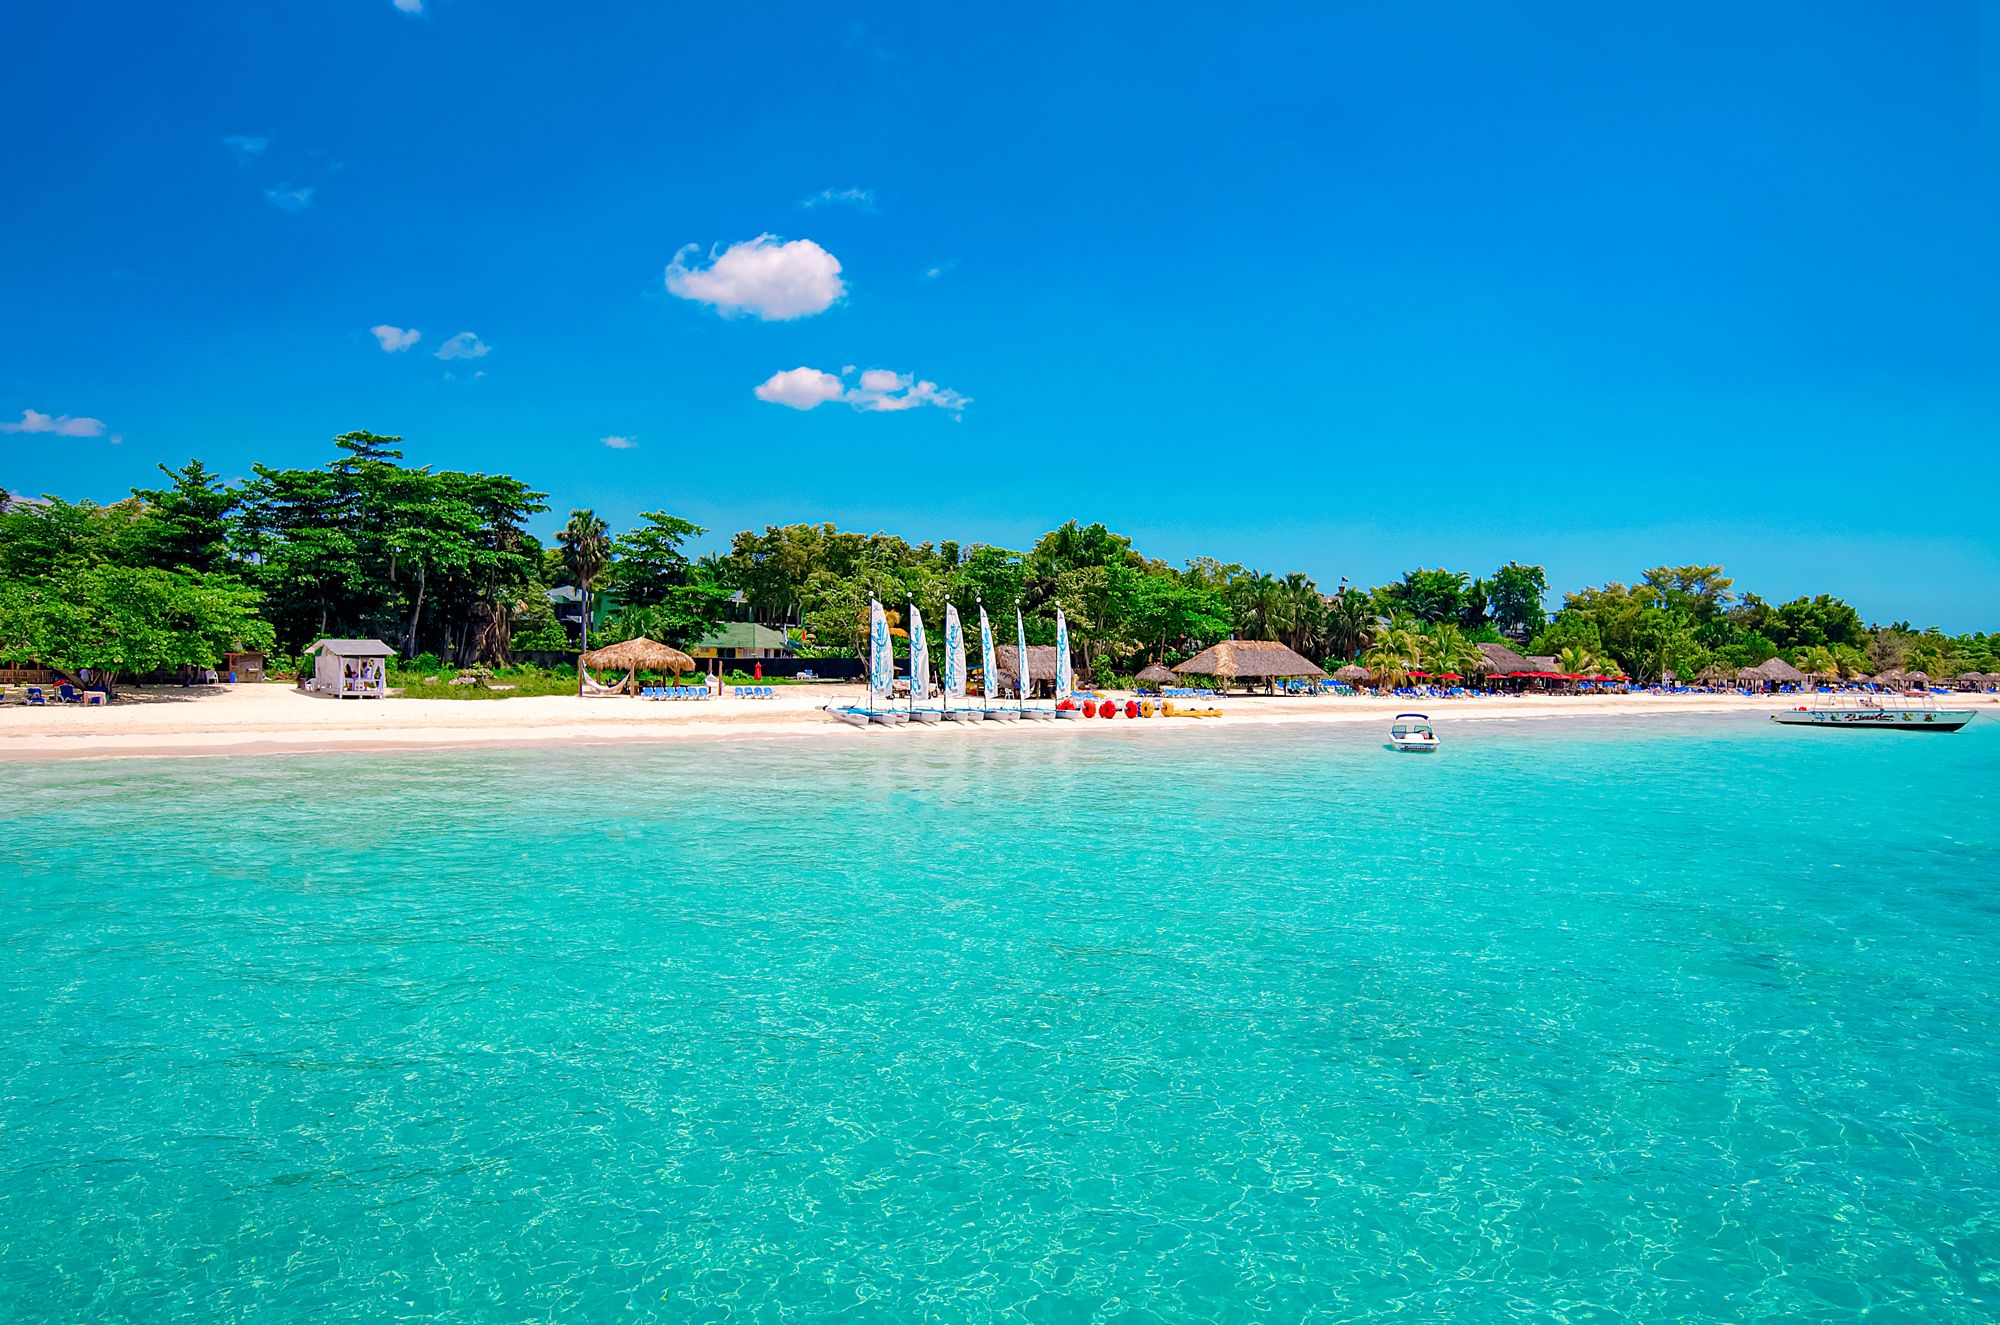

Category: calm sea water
[2, 713, 1997, 1322]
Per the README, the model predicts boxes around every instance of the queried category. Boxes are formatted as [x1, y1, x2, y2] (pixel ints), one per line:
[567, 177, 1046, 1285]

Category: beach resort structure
[687, 623, 794, 664]
[304, 639, 393, 699]
[1172, 640, 1326, 691]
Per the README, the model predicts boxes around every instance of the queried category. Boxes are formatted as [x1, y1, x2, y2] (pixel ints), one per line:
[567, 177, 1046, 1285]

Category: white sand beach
[6, 682, 1989, 762]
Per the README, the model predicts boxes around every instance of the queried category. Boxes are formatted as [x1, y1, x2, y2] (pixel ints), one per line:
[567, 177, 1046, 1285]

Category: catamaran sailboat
[1016, 608, 1053, 721]
[905, 602, 941, 723]
[978, 606, 1018, 721]
[940, 604, 980, 722]
[1051, 607, 1082, 718]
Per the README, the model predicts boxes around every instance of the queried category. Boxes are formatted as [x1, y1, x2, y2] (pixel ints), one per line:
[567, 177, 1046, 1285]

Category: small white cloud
[434, 332, 490, 360]
[754, 367, 969, 417]
[370, 324, 420, 353]
[601, 435, 637, 450]
[924, 259, 959, 279]
[800, 187, 875, 211]
[754, 367, 848, 410]
[473, 370, 487, 378]
[222, 135, 269, 164]
[2, 409, 107, 438]
[264, 183, 315, 212]
[666, 235, 845, 320]
[848, 369, 970, 416]
[392, 0, 423, 12]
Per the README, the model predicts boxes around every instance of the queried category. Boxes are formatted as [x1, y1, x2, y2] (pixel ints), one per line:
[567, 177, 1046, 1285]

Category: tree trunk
[402, 564, 427, 658]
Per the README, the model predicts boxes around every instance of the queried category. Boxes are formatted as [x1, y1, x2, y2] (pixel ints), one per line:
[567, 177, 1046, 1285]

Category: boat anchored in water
[1771, 697, 1976, 733]
[1388, 713, 1439, 752]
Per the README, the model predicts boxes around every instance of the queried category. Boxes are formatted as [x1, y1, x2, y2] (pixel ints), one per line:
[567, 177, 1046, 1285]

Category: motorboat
[1387, 713, 1439, 752]
[1771, 698, 1975, 733]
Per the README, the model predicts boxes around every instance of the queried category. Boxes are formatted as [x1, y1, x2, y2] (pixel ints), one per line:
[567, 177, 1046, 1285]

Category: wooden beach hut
[580, 637, 693, 696]
[305, 638, 393, 698]
[1172, 640, 1325, 694]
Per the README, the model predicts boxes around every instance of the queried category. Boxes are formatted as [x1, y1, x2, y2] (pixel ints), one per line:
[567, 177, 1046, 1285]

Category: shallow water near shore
[3, 713, 1997, 1321]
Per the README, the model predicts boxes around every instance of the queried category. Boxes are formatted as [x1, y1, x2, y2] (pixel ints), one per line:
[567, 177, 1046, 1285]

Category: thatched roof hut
[1524, 655, 1559, 673]
[1332, 663, 1370, 683]
[1172, 640, 1325, 679]
[1475, 642, 1533, 676]
[993, 644, 1067, 683]
[1751, 657, 1808, 684]
[581, 637, 694, 674]
[1135, 662, 1176, 686]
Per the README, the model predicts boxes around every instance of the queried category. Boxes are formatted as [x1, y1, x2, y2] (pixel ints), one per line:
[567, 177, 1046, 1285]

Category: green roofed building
[688, 622, 795, 661]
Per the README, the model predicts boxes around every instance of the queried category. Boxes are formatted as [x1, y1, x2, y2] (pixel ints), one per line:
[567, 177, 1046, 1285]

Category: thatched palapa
[993, 644, 1068, 684]
[1747, 657, 1807, 684]
[1475, 642, 1533, 676]
[1135, 662, 1177, 686]
[581, 637, 694, 674]
[1173, 639, 1325, 679]
[1332, 663, 1370, 682]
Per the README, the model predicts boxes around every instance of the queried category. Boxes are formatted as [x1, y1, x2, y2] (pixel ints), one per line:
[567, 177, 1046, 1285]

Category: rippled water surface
[3, 713, 1998, 1322]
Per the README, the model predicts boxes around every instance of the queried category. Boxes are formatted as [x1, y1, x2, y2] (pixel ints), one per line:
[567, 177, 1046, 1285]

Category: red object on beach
[1439, 672, 1461, 680]
[1125, 700, 1139, 718]
[1100, 703, 1116, 719]
[1082, 700, 1098, 717]
[754, 662, 762, 680]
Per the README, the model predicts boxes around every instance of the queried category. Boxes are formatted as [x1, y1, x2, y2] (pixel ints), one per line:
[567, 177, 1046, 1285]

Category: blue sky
[4, 3, 1996, 627]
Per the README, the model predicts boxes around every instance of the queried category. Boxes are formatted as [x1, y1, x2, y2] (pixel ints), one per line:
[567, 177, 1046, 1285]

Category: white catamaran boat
[1016, 608, 1053, 720]
[1387, 713, 1439, 752]
[905, 602, 942, 723]
[940, 604, 981, 723]
[978, 606, 1018, 721]
[1771, 698, 1976, 733]
[828, 598, 904, 727]
[1051, 607, 1082, 718]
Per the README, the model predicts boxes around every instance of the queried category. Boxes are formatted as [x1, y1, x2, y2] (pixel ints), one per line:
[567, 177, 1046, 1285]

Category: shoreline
[5, 683, 1987, 764]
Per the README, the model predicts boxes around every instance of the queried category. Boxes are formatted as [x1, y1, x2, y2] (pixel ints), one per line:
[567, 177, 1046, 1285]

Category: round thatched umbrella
[1333, 663, 1370, 685]
[579, 636, 694, 694]
[1135, 662, 1176, 690]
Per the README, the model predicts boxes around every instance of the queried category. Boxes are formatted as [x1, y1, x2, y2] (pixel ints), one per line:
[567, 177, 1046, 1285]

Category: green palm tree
[1419, 622, 1484, 680]
[558, 509, 611, 652]
[1556, 644, 1600, 677]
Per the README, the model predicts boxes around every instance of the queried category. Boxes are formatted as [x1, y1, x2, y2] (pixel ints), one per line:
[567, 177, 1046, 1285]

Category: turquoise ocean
[2, 713, 1996, 1322]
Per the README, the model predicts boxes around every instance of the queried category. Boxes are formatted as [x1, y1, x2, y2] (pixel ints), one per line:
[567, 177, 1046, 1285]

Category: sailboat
[1050, 606, 1081, 719]
[830, 598, 904, 726]
[979, 605, 1018, 721]
[1017, 608, 1054, 721]
[941, 604, 980, 723]
[905, 602, 942, 723]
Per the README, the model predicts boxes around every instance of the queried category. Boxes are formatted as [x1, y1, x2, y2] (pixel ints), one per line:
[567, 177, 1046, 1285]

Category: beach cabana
[1739, 657, 1808, 692]
[1135, 662, 1176, 692]
[1332, 663, 1370, 687]
[1474, 642, 1534, 689]
[580, 637, 693, 696]
[1172, 640, 1325, 694]
[993, 643, 1072, 698]
[305, 638, 393, 699]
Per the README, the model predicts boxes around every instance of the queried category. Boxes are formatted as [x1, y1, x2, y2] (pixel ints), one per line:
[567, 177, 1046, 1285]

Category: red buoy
[1125, 700, 1140, 718]
[1082, 700, 1098, 717]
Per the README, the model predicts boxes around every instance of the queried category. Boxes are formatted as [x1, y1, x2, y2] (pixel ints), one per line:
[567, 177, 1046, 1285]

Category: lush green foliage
[3, 432, 1991, 698]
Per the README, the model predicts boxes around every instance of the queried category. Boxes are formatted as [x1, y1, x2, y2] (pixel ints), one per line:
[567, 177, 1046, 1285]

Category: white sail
[868, 599, 893, 700]
[908, 602, 930, 701]
[1016, 608, 1032, 707]
[979, 606, 997, 704]
[1055, 607, 1073, 703]
[944, 605, 967, 701]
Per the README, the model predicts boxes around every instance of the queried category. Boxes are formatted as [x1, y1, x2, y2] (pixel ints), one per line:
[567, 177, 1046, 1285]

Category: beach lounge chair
[26, 686, 46, 705]
[56, 682, 82, 703]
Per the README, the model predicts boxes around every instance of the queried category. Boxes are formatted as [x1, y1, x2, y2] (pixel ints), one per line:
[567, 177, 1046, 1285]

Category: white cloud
[222, 135, 269, 164]
[2, 409, 107, 438]
[754, 366, 969, 417]
[370, 324, 420, 353]
[754, 367, 848, 410]
[924, 259, 959, 279]
[800, 186, 875, 210]
[666, 235, 844, 320]
[434, 332, 490, 360]
[392, 0, 423, 12]
[848, 369, 971, 415]
[264, 183, 314, 212]
[600, 435, 637, 450]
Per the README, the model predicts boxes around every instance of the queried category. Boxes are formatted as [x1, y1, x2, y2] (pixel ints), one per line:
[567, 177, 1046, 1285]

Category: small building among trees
[304, 639, 393, 699]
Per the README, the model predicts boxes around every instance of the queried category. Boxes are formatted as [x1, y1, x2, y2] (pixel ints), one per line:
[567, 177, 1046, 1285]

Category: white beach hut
[304, 638, 394, 698]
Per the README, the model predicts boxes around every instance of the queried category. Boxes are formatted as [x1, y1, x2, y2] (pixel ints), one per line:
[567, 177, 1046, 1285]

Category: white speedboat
[1388, 713, 1439, 752]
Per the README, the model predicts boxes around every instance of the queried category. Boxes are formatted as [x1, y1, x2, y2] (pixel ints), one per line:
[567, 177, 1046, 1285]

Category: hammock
[579, 667, 632, 696]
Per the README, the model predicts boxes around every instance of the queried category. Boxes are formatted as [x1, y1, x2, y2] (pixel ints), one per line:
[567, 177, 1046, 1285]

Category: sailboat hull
[907, 709, 943, 724]
[941, 710, 981, 724]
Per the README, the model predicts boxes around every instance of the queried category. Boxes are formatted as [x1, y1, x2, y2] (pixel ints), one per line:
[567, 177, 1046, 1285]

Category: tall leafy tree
[131, 459, 236, 573]
[1485, 562, 1548, 641]
[558, 509, 611, 651]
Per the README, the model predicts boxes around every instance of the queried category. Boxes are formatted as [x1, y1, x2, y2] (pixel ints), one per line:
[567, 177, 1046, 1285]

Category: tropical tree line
[3, 433, 1993, 691]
